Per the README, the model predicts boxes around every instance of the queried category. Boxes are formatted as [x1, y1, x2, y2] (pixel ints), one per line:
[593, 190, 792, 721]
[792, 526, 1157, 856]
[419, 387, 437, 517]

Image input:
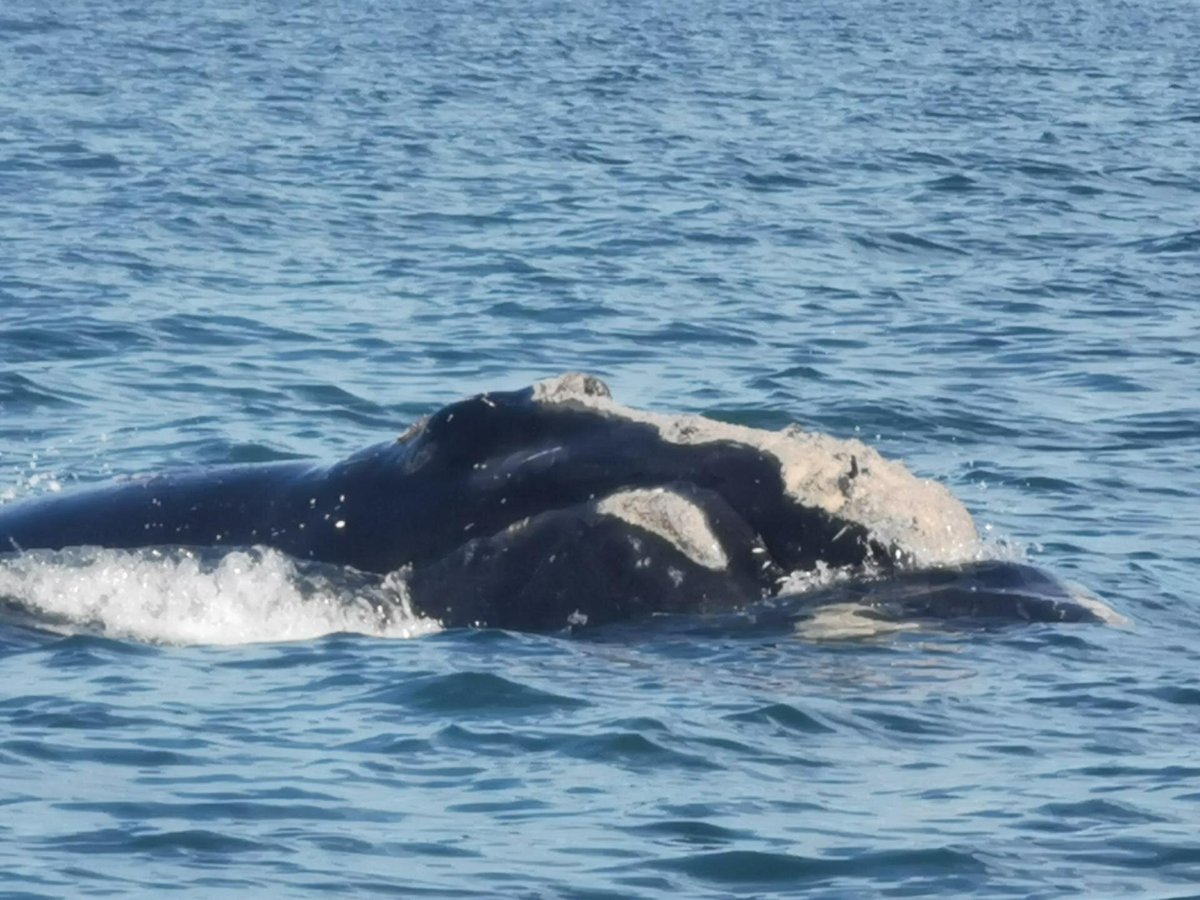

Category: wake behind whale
[0, 374, 1119, 640]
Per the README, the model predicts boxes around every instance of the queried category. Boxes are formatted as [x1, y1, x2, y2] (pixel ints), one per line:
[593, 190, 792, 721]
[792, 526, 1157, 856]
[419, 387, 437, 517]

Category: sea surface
[2, 0, 1199, 896]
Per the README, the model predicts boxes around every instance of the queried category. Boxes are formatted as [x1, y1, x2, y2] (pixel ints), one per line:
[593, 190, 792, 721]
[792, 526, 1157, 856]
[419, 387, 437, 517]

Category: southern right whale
[0, 373, 1118, 632]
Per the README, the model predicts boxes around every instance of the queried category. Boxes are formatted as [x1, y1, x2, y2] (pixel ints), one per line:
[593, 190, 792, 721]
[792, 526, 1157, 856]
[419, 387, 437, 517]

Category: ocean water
[1, 0, 1199, 896]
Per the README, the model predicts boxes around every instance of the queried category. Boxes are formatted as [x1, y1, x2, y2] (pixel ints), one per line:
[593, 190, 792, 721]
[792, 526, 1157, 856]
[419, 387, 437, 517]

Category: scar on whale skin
[0, 373, 1122, 632]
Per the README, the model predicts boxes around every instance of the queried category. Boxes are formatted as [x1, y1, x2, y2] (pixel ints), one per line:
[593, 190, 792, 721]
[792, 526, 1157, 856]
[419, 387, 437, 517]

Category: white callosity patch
[531, 372, 613, 403]
[534, 373, 983, 568]
[596, 487, 729, 571]
[0, 547, 440, 645]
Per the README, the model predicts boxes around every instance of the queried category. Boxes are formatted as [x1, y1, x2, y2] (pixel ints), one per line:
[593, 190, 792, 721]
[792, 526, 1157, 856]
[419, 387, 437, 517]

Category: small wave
[1100, 409, 1200, 445]
[0, 372, 85, 410]
[0, 547, 438, 646]
[51, 827, 276, 857]
[724, 702, 836, 734]
[1129, 229, 1200, 254]
[743, 171, 816, 191]
[54, 153, 122, 172]
[0, 15, 72, 35]
[646, 846, 986, 885]
[363, 672, 588, 715]
[623, 818, 748, 846]
[851, 230, 969, 256]
[1010, 158, 1086, 181]
[924, 173, 982, 193]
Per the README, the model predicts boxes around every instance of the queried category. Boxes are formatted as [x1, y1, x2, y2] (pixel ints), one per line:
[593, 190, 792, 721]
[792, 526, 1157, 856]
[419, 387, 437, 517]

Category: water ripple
[1, 0, 1198, 895]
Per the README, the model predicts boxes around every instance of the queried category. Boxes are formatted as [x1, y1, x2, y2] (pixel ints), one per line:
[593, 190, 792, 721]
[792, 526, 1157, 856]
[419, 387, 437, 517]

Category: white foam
[0, 547, 440, 646]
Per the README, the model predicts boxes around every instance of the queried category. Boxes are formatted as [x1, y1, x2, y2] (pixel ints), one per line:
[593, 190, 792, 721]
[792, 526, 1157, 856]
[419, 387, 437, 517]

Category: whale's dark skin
[0, 378, 1107, 631]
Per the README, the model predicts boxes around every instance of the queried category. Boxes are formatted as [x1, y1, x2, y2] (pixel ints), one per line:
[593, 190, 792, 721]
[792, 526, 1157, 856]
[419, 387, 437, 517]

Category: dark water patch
[963, 468, 1083, 495]
[366, 672, 589, 715]
[294, 877, 467, 897]
[0, 15, 72, 36]
[636, 321, 758, 347]
[405, 208, 513, 226]
[56, 798, 393, 824]
[679, 230, 757, 246]
[123, 40, 196, 57]
[2, 739, 200, 767]
[565, 147, 633, 167]
[830, 400, 955, 438]
[1099, 410, 1200, 445]
[1042, 371, 1149, 393]
[894, 151, 959, 169]
[743, 171, 817, 191]
[851, 230, 969, 256]
[215, 645, 346, 671]
[445, 797, 551, 816]
[1073, 764, 1200, 782]
[289, 383, 387, 415]
[1035, 799, 1168, 825]
[374, 256, 422, 276]
[149, 313, 316, 348]
[191, 786, 342, 803]
[1012, 160, 1085, 180]
[304, 833, 376, 855]
[443, 255, 547, 278]
[931, 408, 1024, 440]
[982, 743, 1037, 757]
[50, 827, 278, 858]
[40, 634, 160, 667]
[219, 442, 313, 464]
[0, 373, 85, 410]
[487, 298, 618, 324]
[646, 846, 986, 886]
[53, 153, 122, 172]
[1035, 631, 1104, 652]
[699, 405, 795, 432]
[0, 622, 57, 653]
[924, 173, 983, 193]
[0, 155, 49, 172]
[434, 723, 718, 772]
[293, 672, 373, 692]
[3, 699, 157, 731]
[435, 723, 558, 756]
[159, 190, 218, 209]
[624, 819, 749, 847]
[337, 733, 433, 755]
[1140, 685, 1200, 707]
[1025, 693, 1137, 712]
[752, 364, 830, 385]
[1065, 837, 1200, 871]
[565, 731, 721, 771]
[393, 840, 480, 859]
[725, 702, 836, 734]
[1129, 230, 1200, 254]
[857, 709, 955, 739]
[1062, 182, 1106, 196]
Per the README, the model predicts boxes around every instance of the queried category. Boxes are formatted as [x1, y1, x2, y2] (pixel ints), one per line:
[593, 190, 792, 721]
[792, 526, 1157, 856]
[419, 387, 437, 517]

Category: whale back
[0, 374, 1116, 633]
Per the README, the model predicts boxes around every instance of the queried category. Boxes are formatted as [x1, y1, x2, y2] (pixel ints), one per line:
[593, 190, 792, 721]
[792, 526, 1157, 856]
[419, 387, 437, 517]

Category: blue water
[2, 0, 1199, 895]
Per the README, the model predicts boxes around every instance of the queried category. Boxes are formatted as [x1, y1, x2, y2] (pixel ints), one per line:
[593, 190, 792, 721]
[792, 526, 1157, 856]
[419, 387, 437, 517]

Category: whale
[0, 373, 1116, 632]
